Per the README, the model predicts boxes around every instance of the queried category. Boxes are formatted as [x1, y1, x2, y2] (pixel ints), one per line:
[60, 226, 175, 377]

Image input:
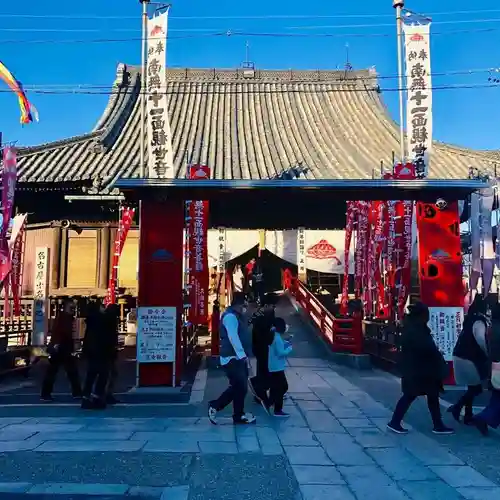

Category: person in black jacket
[474, 302, 500, 435]
[387, 302, 453, 435]
[248, 293, 279, 410]
[448, 294, 489, 424]
[81, 301, 117, 409]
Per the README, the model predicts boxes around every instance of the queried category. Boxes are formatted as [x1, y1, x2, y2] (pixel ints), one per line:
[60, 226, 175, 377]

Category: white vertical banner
[146, 9, 174, 178]
[33, 247, 49, 346]
[217, 228, 226, 274]
[297, 228, 306, 278]
[403, 22, 432, 177]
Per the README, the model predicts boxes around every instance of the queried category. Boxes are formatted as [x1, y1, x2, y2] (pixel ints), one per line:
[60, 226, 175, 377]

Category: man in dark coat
[81, 302, 118, 409]
[41, 299, 82, 401]
[387, 302, 453, 435]
[248, 293, 279, 409]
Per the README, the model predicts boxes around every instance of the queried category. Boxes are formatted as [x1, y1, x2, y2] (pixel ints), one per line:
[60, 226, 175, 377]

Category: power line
[12, 67, 496, 89]
[0, 82, 498, 96]
[3, 8, 500, 20]
[1, 26, 498, 46]
[2, 17, 500, 34]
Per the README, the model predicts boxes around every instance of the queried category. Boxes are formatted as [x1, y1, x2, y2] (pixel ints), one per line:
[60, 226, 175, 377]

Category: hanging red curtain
[340, 202, 356, 314]
[105, 207, 135, 305]
[187, 165, 210, 325]
[10, 215, 26, 317]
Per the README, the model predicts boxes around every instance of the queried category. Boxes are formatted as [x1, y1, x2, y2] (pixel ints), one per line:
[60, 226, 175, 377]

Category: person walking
[41, 299, 82, 401]
[252, 258, 265, 305]
[232, 265, 245, 294]
[267, 317, 292, 417]
[448, 294, 489, 425]
[387, 302, 453, 435]
[208, 292, 256, 425]
[245, 258, 256, 301]
[81, 301, 109, 409]
[474, 302, 500, 435]
[248, 293, 279, 408]
[104, 304, 120, 405]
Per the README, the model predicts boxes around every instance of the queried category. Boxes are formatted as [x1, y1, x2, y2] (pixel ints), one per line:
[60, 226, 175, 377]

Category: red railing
[285, 273, 363, 355]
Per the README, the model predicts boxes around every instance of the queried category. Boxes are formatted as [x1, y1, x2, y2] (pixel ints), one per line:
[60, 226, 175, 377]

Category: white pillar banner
[208, 229, 259, 269]
[470, 193, 481, 273]
[297, 228, 306, 276]
[403, 22, 432, 176]
[481, 187, 495, 260]
[145, 10, 174, 178]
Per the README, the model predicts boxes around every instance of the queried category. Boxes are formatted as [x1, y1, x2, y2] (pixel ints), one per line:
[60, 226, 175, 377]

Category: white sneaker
[208, 404, 218, 425]
[233, 413, 256, 425]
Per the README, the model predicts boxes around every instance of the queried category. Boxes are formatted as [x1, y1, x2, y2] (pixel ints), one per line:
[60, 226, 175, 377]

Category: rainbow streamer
[0, 60, 38, 124]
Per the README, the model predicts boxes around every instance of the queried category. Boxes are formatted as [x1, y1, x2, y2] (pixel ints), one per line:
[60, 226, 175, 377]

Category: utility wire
[1, 83, 498, 96]
[3, 8, 500, 20]
[3, 17, 500, 33]
[12, 67, 497, 89]
[0, 26, 498, 45]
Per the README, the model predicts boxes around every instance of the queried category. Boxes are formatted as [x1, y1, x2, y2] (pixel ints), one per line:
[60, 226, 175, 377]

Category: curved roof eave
[16, 64, 500, 188]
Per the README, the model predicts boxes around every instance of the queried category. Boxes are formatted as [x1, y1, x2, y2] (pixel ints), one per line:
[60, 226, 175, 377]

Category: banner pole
[393, 0, 406, 163]
[139, 0, 150, 178]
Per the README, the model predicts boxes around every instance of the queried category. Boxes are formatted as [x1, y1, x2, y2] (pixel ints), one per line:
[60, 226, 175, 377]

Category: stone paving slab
[0, 482, 189, 498]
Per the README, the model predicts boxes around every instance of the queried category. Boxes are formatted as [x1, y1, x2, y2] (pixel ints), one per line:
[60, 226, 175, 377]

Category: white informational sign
[33, 247, 49, 346]
[137, 306, 176, 363]
[216, 227, 226, 273]
[428, 306, 464, 361]
[403, 22, 432, 177]
[146, 10, 174, 178]
[297, 228, 306, 276]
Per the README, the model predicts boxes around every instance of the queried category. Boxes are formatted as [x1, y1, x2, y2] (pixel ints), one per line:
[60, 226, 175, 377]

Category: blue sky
[1, 0, 500, 150]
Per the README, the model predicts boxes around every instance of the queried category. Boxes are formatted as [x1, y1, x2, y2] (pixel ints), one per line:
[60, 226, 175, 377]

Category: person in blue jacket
[267, 317, 292, 417]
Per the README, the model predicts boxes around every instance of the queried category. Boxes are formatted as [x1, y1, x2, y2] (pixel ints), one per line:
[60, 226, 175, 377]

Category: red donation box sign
[188, 165, 210, 325]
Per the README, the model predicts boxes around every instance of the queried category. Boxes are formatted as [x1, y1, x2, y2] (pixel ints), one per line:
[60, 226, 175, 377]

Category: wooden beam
[51, 227, 62, 291]
[98, 226, 111, 289]
[59, 228, 69, 288]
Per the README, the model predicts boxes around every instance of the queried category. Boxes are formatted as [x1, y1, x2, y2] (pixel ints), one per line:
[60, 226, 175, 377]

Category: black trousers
[212, 359, 248, 419]
[41, 353, 81, 398]
[390, 391, 443, 429]
[454, 384, 483, 418]
[83, 359, 110, 400]
[250, 355, 270, 401]
[107, 361, 118, 396]
[269, 371, 288, 413]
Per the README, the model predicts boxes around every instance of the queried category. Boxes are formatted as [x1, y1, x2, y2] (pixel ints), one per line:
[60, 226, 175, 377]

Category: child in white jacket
[268, 317, 292, 417]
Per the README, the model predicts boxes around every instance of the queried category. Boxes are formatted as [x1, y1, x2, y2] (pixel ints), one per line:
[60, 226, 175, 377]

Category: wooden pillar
[137, 197, 184, 387]
[59, 228, 69, 288]
[98, 226, 111, 290]
[51, 227, 62, 291]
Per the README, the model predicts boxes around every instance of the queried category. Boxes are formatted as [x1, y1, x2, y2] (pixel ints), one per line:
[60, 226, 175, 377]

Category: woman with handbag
[448, 294, 489, 425]
[474, 302, 500, 435]
[387, 302, 453, 435]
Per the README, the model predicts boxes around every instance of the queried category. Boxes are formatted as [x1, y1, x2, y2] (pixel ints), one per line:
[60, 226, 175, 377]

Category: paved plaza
[0, 302, 499, 499]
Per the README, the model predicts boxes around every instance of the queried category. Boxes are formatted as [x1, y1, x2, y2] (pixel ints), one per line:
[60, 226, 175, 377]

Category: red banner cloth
[105, 207, 135, 305]
[341, 202, 355, 314]
[392, 164, 415, 319]
[10, 216, 26, 317]
[187, 165, 210, 325]
[0, 147, 17, 287]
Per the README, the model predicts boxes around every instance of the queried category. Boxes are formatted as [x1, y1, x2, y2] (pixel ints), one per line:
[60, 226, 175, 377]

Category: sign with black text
[146, 10, 174, 178]
[403, 22, 432, 178]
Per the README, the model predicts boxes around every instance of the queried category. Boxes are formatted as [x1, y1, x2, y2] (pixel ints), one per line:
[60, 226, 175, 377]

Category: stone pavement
[0, 299, 499, 499]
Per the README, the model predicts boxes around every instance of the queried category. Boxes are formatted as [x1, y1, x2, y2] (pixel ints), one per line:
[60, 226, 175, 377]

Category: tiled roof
[17, 63, 499, 192]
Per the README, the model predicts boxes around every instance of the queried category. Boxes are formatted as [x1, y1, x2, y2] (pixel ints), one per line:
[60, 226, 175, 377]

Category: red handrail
[284, 271, 363, 355]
